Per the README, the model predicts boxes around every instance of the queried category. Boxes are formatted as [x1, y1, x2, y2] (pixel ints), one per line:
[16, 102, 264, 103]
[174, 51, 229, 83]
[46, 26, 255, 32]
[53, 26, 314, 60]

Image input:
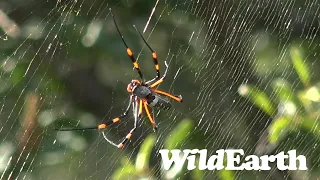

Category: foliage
[111, 118, 236, 180]
[239, 46, 320, 163]
[1, 0, 320, 180]
[111, 119, 197, 180]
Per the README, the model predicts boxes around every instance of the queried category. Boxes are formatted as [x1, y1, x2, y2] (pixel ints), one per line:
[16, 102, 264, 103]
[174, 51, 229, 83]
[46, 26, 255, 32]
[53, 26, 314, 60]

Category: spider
[56, 9, 183, 149]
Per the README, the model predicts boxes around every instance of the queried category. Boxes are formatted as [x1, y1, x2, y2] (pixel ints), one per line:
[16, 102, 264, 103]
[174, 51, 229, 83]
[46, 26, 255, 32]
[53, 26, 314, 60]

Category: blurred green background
[0, 0, 320, 179]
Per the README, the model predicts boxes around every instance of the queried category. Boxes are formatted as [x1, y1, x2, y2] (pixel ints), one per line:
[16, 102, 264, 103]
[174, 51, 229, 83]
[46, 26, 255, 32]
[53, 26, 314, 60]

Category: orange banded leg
[143, 101, 158, 131]
[109, 9, 144, 80]
[139, 99, 143, 117]
[148, 61, 169, 86]
[56, 95, 133, 131]
[55, 117, 121, 131]
[116, 99, 141, 148]
[56, 95, 134, 149]
[117, 127, 136, 149]
[126, 48, 144, 80]
[152, 89, 183, 102]
[133, 25, 160, 79]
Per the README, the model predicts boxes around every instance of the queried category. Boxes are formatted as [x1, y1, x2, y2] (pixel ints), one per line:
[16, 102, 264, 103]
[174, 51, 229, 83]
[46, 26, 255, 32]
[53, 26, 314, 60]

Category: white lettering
[159, 149, 307, 171]
[159, 149, 190, 170]
[225, 149, 244, 170]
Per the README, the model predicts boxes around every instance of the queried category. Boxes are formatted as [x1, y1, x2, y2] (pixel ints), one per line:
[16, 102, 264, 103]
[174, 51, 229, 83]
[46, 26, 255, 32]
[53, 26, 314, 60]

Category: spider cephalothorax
[126, 79, 141, 93]
[56, 8, 183, 149]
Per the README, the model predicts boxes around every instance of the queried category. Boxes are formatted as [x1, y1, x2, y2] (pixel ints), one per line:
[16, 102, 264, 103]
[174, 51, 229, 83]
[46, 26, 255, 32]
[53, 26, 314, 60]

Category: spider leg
[143, 101, 158, 131]
[109, 9, 144, 81]
[149, 61, 169, 87]
[138, 99, 143, 117]
[110, 98, 141, 148]
[56, 96, 134, 148]
[152, 89, 183, 102]
[56, 96, 133, 131]
[55, 117, 121, 131]
[133, 25, 160, 79]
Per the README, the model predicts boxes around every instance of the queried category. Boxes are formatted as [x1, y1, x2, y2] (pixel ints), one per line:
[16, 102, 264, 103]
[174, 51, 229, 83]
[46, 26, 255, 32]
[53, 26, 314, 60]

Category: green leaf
[218, 156, 235, 180]
[297, 87, 320, 113]
[272, 78, 310, 116]
[135, 134, 156, 172]
[304, 86, 320, 102]
[191, 159, 204, 180]
[290, 46, 310, 87]
[238, 84, 276, 116]
[11, 64, 25, 84]
[268, 116, 291, 144]
[299, 117, 320, 137]
[271, 78, 297, 103]
[164, 119, 193, 150]
[218, 170, 235, 180]
[111, 157, 136, 180]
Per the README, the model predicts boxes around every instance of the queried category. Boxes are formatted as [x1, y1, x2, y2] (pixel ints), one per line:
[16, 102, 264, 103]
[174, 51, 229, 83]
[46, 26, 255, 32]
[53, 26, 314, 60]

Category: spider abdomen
[147, 94, 171, 110]
[131, 84, 173, 111]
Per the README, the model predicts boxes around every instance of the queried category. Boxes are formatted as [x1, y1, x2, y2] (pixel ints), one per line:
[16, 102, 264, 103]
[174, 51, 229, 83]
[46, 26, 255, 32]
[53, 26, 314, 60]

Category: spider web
[0, 0, 319, 179]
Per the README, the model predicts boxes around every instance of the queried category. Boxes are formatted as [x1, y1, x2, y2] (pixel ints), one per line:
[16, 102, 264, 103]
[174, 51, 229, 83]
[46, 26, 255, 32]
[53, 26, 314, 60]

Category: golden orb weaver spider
[56, 9, 183, 149]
